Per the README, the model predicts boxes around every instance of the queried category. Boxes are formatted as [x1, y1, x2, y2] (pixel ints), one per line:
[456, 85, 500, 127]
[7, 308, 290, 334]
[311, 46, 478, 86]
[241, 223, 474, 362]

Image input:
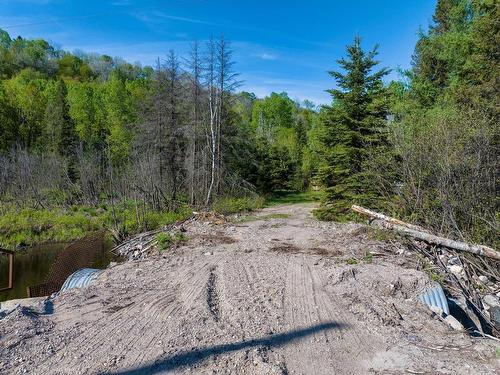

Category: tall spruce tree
[315, 36, 390, 220]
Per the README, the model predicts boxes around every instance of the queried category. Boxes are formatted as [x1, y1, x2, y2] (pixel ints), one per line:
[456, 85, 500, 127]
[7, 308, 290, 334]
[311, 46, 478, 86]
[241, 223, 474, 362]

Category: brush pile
[109, 212, 228, 260]
[352, 205, 500, 338]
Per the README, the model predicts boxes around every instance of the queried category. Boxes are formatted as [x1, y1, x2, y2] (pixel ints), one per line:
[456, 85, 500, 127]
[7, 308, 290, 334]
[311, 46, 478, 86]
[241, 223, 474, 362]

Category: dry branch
[351, 205, 500, 261]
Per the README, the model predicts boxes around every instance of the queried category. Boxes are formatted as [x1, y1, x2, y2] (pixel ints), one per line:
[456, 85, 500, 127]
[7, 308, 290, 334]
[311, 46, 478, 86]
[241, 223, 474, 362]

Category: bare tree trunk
[352, 205, 500, 261]
[205, 37, 218, 207]
[155, 58, 165, 194]
[216, 35, 225, 195]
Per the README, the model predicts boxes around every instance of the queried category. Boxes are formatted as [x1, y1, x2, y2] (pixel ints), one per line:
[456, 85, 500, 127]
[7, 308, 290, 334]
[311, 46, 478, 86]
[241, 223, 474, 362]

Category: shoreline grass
[0, 202, 191, 250]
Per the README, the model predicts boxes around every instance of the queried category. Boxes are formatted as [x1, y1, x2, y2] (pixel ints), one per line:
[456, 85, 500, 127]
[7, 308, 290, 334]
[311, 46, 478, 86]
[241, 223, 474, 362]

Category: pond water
[0, 240, 115, 302]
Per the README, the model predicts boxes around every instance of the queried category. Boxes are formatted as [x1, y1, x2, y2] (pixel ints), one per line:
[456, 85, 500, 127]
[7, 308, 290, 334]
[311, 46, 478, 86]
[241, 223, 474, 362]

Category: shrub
[155, 233, 173, 250]
[212, 196, 265, 215]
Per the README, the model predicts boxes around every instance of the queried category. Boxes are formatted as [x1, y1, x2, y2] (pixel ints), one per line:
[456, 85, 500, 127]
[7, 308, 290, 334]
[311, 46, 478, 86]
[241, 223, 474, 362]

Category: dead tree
[164, 50, 185, 208]
[215, 34, 239, 194]
[186, 41, 203, 205]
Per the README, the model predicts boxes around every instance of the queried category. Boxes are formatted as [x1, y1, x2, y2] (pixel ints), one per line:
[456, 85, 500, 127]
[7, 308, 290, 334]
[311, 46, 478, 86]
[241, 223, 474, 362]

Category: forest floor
[1, 203, 499, 374]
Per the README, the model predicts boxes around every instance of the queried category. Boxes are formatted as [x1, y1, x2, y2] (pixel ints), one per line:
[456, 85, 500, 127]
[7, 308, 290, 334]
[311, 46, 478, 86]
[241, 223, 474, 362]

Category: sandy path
[1, 203, 498, 374]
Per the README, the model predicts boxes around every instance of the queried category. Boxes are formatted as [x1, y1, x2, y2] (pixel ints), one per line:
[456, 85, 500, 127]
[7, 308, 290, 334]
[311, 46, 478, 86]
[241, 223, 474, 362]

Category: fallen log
[352, 205, 428, 232]
[352, 205, 500, 261]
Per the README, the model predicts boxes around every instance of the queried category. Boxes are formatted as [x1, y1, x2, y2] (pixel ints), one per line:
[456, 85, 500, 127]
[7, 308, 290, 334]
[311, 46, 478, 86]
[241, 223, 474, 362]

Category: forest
[0, 0, 498, 249]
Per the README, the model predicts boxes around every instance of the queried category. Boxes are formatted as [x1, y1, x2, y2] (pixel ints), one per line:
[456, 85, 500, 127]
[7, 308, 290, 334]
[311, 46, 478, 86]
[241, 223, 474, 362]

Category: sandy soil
[1, 203, 498, 374]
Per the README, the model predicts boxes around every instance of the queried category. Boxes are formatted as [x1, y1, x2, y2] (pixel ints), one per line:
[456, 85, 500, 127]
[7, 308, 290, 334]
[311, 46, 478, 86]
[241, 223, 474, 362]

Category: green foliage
[0, 202, 191, 249]
[174, 232, 187, 243]
[345, 257, 358, 265]
[315, 36, 390, 220]
[3, 68, 48, 148]
[265, 190, 322, 206]
[0, 205, 101, 248]
[382, 0, 499, 247]
[155, 233, 173, 250]
[363, 251, 373, 263]
[57, 54, 94, 80]
[212, 196, 265, 215]
[251, 92, 295, 136]
[156, 231, 187, 251]
[246, 92, 319, 193]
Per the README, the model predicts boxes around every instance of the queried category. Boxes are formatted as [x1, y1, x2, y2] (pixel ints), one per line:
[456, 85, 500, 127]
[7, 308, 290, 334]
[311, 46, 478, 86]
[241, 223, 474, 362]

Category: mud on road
[1, 203, 499, 374]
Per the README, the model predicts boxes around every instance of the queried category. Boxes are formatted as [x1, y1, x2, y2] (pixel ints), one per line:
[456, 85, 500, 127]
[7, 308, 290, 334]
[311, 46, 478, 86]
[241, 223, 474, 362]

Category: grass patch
[155, 233, 173, 250]
[265, 190, 322, 206]
[174, 232, 187, 242]
[416, 254, 445, 283]
[346, 257, 358, 265]
[212, 196, 265, 215]
[0, 201, 192, 250]
[156, 231, 188, 251]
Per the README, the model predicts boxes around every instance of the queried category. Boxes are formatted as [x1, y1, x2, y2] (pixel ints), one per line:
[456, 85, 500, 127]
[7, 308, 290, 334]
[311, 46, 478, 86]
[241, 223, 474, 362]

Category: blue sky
[0, 0, 437, 104]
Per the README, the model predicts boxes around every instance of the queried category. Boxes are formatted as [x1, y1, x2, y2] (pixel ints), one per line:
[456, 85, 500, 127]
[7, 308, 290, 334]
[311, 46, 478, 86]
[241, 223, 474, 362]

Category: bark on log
[352, 205, 428, 232]
[352, 205, 500, 261]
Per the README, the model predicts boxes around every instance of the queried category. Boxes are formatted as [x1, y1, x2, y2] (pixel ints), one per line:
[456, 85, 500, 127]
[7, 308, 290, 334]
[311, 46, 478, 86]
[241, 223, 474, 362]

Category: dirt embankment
[1, 203, 499, 374]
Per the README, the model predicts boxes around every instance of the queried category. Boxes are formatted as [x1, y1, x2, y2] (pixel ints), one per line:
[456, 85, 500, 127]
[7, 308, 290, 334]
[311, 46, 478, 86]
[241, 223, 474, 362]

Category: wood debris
[352, 205, 500, 338]
[110, 212, 229, 260]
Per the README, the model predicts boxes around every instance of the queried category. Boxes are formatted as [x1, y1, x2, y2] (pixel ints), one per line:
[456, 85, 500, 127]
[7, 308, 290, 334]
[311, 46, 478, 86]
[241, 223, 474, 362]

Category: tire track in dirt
[283, 255, 325, 374]
[65, 293, 159, 371]
[40, 258, 205, 372]
[108, 259, 214, 369]
[40, 288, 152, 370]
[111, 288, 179, 370]
[206, 266, 220, 322]
[307, 263, 375, 373]
[130, 258, 225, 369]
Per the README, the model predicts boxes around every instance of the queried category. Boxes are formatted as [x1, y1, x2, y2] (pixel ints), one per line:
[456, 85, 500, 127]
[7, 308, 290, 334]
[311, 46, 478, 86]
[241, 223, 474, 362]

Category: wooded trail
[1, 204, 498, 374]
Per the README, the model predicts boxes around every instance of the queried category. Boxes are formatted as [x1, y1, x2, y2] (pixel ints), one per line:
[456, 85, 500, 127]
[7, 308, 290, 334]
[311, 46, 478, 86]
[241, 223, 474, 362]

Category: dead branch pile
[109, 216, 194, 260]
[109, 211, 229, 260]
[192, 211, 228, 225]
[352, 205, 500, 338]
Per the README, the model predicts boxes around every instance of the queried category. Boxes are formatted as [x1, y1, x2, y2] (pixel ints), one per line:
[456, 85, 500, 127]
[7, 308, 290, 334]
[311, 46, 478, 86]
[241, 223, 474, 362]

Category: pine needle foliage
[315, 36, 390, 220]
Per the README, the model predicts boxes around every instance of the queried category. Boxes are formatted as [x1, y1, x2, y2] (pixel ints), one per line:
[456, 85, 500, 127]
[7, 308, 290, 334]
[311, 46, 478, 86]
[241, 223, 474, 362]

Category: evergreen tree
[315, 36, 390, 220]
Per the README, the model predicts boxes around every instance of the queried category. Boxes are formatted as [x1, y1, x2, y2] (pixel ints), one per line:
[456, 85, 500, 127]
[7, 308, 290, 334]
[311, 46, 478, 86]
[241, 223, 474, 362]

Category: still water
[0, 241, 115, 302]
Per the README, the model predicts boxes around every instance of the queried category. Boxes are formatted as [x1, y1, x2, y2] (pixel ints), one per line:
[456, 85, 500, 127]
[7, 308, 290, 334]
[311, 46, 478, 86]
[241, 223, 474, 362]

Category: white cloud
[239, 73, 331, 105]
[259, 52, 278, 61]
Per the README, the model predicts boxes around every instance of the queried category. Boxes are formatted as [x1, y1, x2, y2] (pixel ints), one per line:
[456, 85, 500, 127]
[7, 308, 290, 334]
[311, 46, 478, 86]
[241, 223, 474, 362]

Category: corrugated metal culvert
[60, 268, 103, 292]
[419, 283, 450, 315]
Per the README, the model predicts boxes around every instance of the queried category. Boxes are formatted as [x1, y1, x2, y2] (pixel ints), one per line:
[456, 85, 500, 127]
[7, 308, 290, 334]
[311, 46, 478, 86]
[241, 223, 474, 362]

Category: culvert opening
[447, 298, 479, 334]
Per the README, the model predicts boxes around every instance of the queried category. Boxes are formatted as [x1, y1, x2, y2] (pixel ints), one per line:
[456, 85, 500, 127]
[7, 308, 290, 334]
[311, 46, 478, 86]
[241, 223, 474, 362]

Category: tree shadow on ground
[107, 321, 346, 374]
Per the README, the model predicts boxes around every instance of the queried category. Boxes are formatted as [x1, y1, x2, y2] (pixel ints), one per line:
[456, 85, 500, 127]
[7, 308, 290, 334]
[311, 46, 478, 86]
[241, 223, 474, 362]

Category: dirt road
[1, 203, 498, 374]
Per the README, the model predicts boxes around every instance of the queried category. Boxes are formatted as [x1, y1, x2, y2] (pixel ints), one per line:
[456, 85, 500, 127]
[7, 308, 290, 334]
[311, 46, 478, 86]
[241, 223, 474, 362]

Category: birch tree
[205, 36, 218, 206]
